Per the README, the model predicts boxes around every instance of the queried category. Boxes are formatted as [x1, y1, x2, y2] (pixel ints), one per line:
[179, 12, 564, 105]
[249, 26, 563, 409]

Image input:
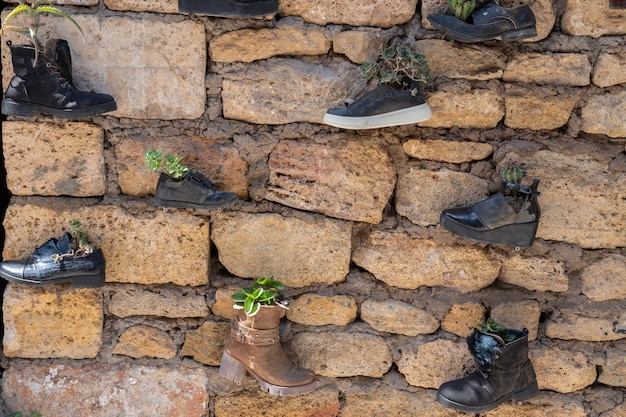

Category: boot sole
[0, 269, 105, 288]
[437, 383, 539, 413]
[440, 212, 538, 247]
[219, 349, 317, 396]
[154, 195, 238, 210]
[1, 97, 117, 119]
[323, 103, 432, 130]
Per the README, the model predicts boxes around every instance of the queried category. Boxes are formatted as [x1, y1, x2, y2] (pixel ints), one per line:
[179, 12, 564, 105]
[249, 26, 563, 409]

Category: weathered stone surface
[1, 15, 206, 119]
[597, 347, 626, 387]
[105, 0, 176, 12]
[592, 52, 626, 87]
[532, 345, 597, 393]
[545, 310, 626, 342]
[581, 254, 626, 301]
[2, 362, 209, 417]
[211, 286, 239, 320]
[3, 285, 102, 359]
[360, 299, 439, 336]
[499, 150, 626, 249]
[491, 300, 540, 341]
[483, 392, 586, 417]
[2, 204, 210, 286]
[601, 403, 626, 417]
[441, 303, 486, 337]
[503, 53, 591, 86]
[562, 0, 626, 38]
[286, 294, 358, 326]
[498, 255, 568, 292]
[115, 135, 249, 199]
[419, 89, 504, 129]
[112, 325, 177, 359]
[415, 39, 506, 80]
[2, 122, 105, 197]
[403, 139, 494, 163]
[210, 24, 330, 63]
[504, 84, 582, 130]
[109, 287, 209, 318]
[294, 332, 392, 377]
[280, 0, 418, 28]
[221, 58, 367, 124]
[397, 339, 472, 389]
[266, 140, 396, 224]
[353, 231, 501, 292]
[214, 383, 340, 417]
[580, 91, 626, 138]
[212, 211, 351, 287]
[396, 168, 489, 226]
[332, 30, 384, 64]
[180, 321, 231, 366]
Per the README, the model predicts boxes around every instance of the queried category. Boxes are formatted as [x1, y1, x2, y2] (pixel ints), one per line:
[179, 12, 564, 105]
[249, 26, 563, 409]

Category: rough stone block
[266, 140, 396, 224]
[3, 204, 210, 286]
[504, 84, 582, 130]
[498, 255, 568, 292]
[403, 139, 494, 163]
[581, 91, 626, 138]
[104, 0, 178, 13]
[562, 0, 626, 37]
[420, 89, 504, 129]
[293, 332, 392, 377]
[597, 347, 626, 387]
[531, 345, 597, 393]
[581, 254, 626, 301]
[211, 211, 351, 288]
[279, 0, 418, 28]
[545, 310, 626, 342]
[592, 52, 626, 87]
[112, 325, 177, 359]
[503, 53, 591, 86]
[212, 286, 239, 320]
[441, 303, 486, 337]
[396, 168, 489, 226]
[2, 121, 105, 197]
[1, 362, 209, 417]
[3, 285, 102, 359]
[332, 30, 384, 64]
[352, 231, 501, 292]
[360, 299, 439, 336]
[483, 391, 586, 417]
[109, 287, 209, 318]
[491, 300, 540, 341]
[180, 321, 231, 366]
[286, 294, 358, 326]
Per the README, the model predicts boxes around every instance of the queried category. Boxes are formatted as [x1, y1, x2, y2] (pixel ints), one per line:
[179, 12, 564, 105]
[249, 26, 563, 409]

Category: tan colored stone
[597, 347, 626, 387]
[352, 231, 501, 292]
[504, 84, 582, 130]
[2, 121, 105, 197]
[415, 39, 506, 80]
[504, 53, 591, 86]
[332, 30, 384, 64]
[562, 0, 626, 38]
[499, 150, 626, 249]
[280, 0, 418, 28]
[483, 391, 586, 417]
[2, 362, 209, 417]
[601, 403, 626, 417]
[112, 325, 177, 359]
[3, 204, 210, 286]
[211, 286, 239, 320]
[581, 254, 626, 301]
[105, 0, 177, 12]
[491, 300, 540, 341]
[266, 140, 396, 224]
[419, 89, 504, 129]
[294, 332, 392, 377]
[395, 168, 489, 226]
[286, 294, 357, 326]
[114, 135, 248, 199]
[360, 299, 439, 336]
[581, 91, 626, 138]
[180, 321, 231, 366]
[593, 52, 626, 87]
[441, 303, 486, 337]
[221, 58, 367, 124]
[545, 311, 626, 342]
[212, 211, 351, 288]
[109, 287, 209, 318]
[3, 285, 102, 359]
[532, 345, 597, 393]
[403, 139, 494, 163]
[498, 255, 568, 292]
[397, 339, 472, 389]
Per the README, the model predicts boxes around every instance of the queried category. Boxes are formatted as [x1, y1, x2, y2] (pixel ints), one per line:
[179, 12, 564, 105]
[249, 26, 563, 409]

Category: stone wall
[0, 0, 625, 416]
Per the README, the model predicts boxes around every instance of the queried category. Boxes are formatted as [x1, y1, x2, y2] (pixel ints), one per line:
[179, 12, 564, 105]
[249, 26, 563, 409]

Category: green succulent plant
[360, 43, 433, 91]
[8, 410, 43, 417]
[448, 0, 476, 21]
[232, 277, 288, 316]
[145, 148, 189, 180]
[478, 317, 515, 342]
[501, 166, 527, 185]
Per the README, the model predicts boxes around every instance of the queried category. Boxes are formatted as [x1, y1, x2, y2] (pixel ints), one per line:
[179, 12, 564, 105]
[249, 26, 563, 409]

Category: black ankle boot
[437, 328, 539, 413]
[1, 40, 117, 118]
[154, 171, 239, 210]
[440, 179, 540, 247]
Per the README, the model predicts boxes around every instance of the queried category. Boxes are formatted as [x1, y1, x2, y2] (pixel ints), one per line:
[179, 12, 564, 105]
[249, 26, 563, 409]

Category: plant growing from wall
[232, 277, 288, 316]
[448, 0, 476, 21]
[501, 166, 527, 185]
[478, 317, 515, 342]
[7, 410, 43, 417]
[145, 148, 189, 180]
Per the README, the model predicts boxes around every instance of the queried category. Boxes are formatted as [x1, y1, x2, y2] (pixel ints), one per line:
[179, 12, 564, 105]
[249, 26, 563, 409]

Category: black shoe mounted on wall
[178, 0, 278, 17]
[155, 171, 239, 210]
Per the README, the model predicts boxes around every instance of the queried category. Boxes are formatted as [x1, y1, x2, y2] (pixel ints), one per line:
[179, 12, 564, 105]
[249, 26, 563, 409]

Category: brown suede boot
[219, 306, 317, 396]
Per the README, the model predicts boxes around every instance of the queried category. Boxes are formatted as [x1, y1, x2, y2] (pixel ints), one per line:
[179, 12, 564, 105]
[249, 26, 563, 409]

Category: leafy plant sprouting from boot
[448, 0, 476, 21]
[145, 148, 189, 180]
[232, 277, 289, 317]
[360, 43, 433, 96]
[0, 0, 84, 66]
[68, 219, 94, 255]
[478, 317, 515, 342]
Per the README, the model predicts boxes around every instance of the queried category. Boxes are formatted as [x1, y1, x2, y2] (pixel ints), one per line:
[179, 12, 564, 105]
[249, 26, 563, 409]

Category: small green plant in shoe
[145, 148, 189, 180]
[68, 219, 95, 255]
[478, 317, 515, 342]
[7, 411, 43, 417]
[501, 166, 527, 185]
[448, 0, 476, 21]
[232, 277, 288, 316]
[360, 43, 433, 92]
